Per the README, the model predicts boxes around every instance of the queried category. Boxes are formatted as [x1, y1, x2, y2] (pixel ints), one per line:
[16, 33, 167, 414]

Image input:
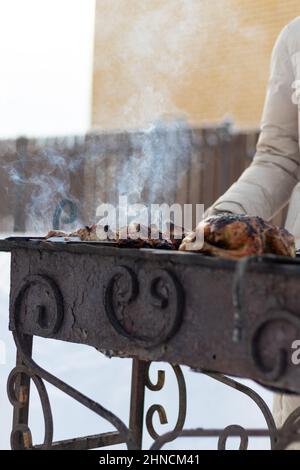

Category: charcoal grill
[1, 236, 300, 450]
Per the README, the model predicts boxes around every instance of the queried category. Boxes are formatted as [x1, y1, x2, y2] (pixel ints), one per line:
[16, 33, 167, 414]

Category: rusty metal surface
[2, 237, 300, 449]
[33, 432, 125, 450]
[145, 363, 187, 444]
[7, 352, 300, 450]
[129, 359, 148, 448]
[7, 328, 137, 450]
[3, 239, 300, 394]
[8, 336, 33, 450]
[150, 371, 300, 450]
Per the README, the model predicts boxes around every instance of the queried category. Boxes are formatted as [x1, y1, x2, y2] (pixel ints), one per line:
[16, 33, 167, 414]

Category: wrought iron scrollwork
[275, 406, 300, 449]
[7, 365, 53, 450]
[206, 372, 278, 449]
[105, 266, 184, 347]
[7, 266, 300, 451]
[232, 256, 300, 383]
[11, 274, 64, 337]
[251, 310, 300, 382]
[10, 273, 137, 450]
[218, 425, 249, 450]
[145, 363, 187, 442]
[151, 371, 278, 450]
[104, 266, 139, 338]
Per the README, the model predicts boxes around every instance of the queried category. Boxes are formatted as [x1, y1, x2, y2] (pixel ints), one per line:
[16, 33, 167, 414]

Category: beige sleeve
[206, 24, 300, 221]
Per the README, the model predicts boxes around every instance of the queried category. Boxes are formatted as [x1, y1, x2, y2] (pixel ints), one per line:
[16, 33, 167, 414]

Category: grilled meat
[46, 222, 185, 250]
[46, 215, 294, 259]
[179, 214, 296, 259]
[46, 230, 72, 239]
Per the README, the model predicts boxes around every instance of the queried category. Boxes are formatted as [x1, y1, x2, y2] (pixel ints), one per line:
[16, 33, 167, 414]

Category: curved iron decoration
[9, 260, 300, 450]
[145, 363, 187, 443]
[11, 274, 64, 337]
[105, 266, 184, 347]
[150, 371, 278, 450]
[11, 274, 137, 450]
[104, 265, 139, 338]
[7, 365, 53, 450]
[150, 426, 271, 450]
[218, 425, 249, 450]
[275, 406, 300, 449]
[232, 255, 300, 383]
[251, 309, 300, 382]
[232, 254, 300, 343]
[206, 372, 278, 449]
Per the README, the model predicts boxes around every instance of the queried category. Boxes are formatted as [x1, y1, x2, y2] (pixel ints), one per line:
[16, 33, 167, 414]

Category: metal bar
[33, 431, 124, 450]
[11, 335, 33, 449]
[171, 428, 272, 437]
[129, 359, 149, 449]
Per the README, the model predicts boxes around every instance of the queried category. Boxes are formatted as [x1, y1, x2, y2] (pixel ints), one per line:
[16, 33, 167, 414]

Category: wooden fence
[0, 123, 282, 234]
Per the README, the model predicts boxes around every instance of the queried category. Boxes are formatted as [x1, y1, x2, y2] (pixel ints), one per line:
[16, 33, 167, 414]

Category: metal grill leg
[129, 358, 149, 449]
[10, 335, 33, 449]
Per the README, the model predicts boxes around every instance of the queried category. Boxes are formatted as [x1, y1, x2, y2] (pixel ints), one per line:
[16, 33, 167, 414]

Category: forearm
[206, 22, 299, 221]
[207, 155, 299, 220]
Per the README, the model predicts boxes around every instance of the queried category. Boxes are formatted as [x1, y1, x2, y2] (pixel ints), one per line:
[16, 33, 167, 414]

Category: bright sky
[0, 0, 95, 137]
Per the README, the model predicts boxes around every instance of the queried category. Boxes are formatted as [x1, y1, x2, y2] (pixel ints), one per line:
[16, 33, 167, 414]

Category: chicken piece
[46, 224, 115, 241]
[264, 226, 296, 257]
[180, 215, 265, 257]
[116, 223, 180, 250]
[46, 222, 185, 250]
[69, 224, 99, 240]
[179, 214, 295, 259]
[164, 222, 186, 249]
[46, 230, 70, 239]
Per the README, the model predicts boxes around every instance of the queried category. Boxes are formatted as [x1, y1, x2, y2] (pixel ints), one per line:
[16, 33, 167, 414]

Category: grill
[1, 236, 300, 449]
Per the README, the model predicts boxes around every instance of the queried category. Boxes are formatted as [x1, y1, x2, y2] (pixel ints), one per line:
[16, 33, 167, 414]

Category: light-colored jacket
[207, 17, 300, 445]
[207, 17, 300, 225]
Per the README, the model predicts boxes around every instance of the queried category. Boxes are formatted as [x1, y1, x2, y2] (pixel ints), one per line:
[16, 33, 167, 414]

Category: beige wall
[92, 0, 300, 130]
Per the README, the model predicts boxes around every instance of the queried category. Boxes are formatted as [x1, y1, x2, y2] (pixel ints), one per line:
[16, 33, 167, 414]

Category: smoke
[0, 117, 200, 234]
[0, 138, 89, 233]
[94, 0, 203, 128]
[0, 1, 265, 234]
[118, 117, 193, 205]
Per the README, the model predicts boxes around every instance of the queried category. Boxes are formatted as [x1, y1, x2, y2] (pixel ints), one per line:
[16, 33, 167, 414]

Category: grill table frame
[2, 237, 300, 450]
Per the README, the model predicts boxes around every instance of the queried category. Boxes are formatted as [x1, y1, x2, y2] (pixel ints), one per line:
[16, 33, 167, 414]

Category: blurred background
[0, 0, 299, 234]
[93, 0, 298, 130]
[0, 0, 300, 450]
